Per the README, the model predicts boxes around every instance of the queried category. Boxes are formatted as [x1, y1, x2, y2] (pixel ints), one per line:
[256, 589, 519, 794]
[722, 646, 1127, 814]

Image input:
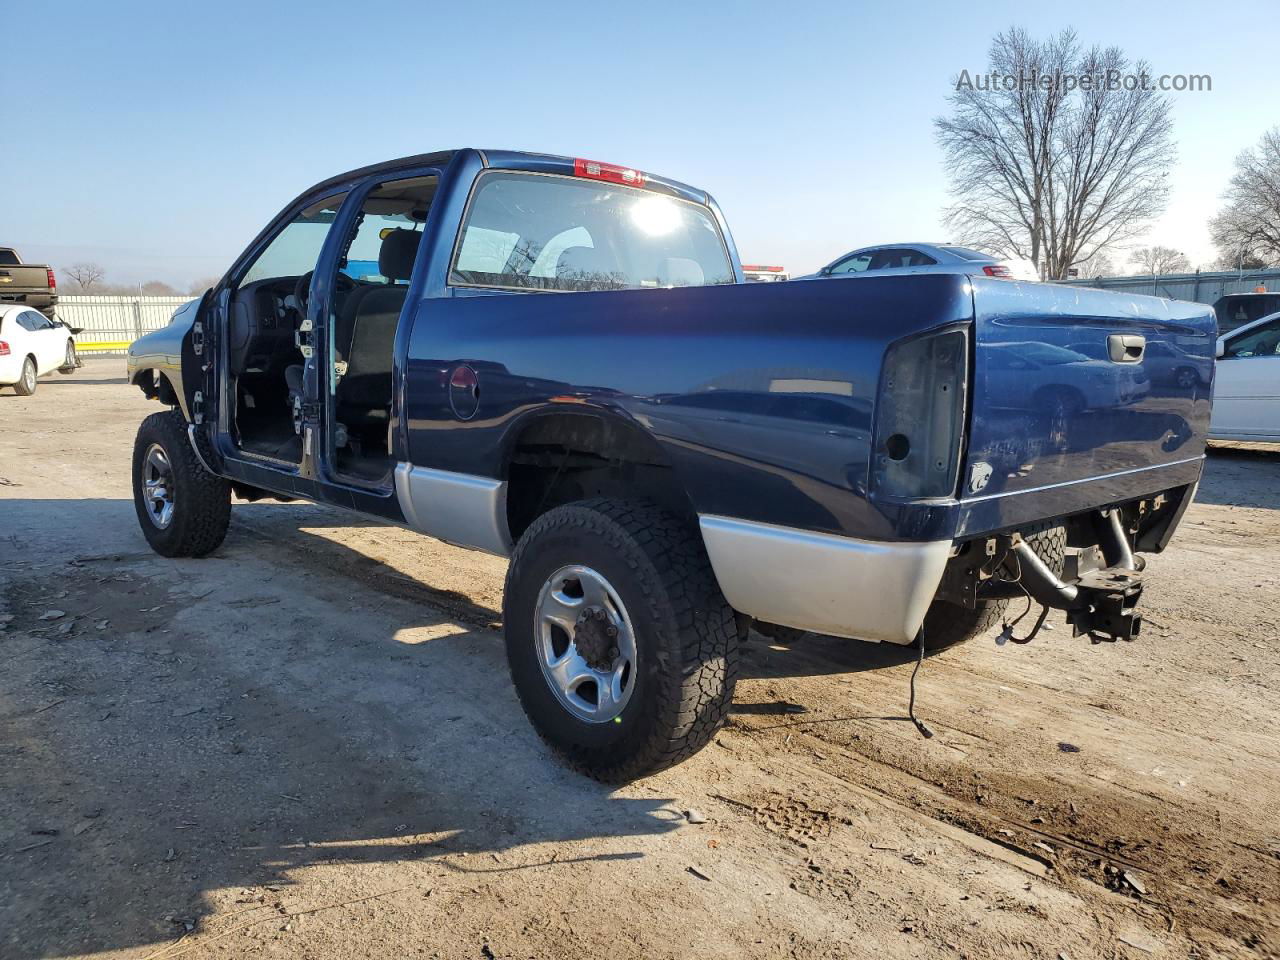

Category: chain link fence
[54, 295, 192, 356]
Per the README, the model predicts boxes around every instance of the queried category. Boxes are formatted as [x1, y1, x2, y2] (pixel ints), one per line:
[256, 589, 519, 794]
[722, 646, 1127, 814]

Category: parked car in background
[1214, 291, 1280, 336]
[0, 304, 80, 395]
[0, 248, 59, 320]
[1211, 310, 1280, 444]
[797, 243, 1039, 282]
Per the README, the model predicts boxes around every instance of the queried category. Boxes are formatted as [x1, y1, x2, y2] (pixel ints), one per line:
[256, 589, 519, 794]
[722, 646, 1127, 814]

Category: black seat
[335, 228, 421, 422]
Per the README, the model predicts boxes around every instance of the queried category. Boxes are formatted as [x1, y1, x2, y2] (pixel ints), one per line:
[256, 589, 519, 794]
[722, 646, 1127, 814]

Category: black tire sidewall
[504, 517, 677, 757]
[131, 411, 229, 557]
[16, 357, 37, 395]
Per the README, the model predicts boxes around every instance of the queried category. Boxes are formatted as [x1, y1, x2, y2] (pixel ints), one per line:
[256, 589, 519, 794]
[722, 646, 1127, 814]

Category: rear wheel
[14, 356, 37, 396]
[503, 499, 740, 782]
[58, 341, 77, 374]
[132, 410, 231, 557]
[921, 525, 1066, 651]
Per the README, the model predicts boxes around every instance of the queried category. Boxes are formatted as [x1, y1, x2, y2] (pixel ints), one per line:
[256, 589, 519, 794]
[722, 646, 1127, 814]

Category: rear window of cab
[451, 171, 735, 293]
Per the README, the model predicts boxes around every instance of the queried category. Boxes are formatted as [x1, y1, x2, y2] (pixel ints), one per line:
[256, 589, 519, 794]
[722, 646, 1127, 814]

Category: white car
[1211, 310, 1280, 444]
[0, 304, 79, 395]
[797, 242, 1040, 282]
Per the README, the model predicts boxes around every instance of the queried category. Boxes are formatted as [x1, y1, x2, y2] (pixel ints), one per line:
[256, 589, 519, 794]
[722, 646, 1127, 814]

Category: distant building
[742, 264, 789, 283]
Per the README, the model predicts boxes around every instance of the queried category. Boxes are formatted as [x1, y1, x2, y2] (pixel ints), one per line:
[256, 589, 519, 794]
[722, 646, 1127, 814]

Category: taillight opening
[573, 157, 647, 187]
[46, 267, 57, 290]
[982, 264, 1011, 278]
[871, 328, 970, 500]
[0, 341, 10, 356]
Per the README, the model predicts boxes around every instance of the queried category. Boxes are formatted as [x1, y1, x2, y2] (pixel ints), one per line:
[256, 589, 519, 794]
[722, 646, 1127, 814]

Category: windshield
[452, 172, 735, 292]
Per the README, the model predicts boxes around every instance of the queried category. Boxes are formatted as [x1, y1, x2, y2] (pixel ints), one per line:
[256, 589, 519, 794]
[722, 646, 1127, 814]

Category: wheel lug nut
[606, 625, 617, 637]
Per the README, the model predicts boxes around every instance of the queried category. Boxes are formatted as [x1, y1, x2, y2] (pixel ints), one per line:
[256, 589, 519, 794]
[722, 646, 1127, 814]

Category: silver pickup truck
[0, 248, 58, 319]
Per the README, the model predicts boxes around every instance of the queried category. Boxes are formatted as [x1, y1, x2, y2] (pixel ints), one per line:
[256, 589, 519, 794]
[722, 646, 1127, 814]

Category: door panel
[1212, 316, 1280, 437]
[1212, 356, 1280, 436]
[26, 311, 61, 372]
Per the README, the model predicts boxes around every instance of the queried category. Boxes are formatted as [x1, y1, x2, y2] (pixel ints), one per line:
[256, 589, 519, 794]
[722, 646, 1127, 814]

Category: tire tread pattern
[132, 411, 231, 558]
[504, 499, 739, 782]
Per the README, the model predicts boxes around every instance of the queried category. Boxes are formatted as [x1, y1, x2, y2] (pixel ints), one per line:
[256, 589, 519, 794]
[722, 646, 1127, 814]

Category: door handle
[1108, 334, 1145, 363]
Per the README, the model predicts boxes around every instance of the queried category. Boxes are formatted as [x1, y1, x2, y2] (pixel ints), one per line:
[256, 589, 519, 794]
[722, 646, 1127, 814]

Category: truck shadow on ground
[1198, 443, 1280, 509]
[0, 499, 686, 960]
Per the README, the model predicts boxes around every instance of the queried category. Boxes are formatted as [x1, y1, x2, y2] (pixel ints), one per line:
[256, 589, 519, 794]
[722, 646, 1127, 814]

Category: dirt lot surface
[2, 359, 1279, 960]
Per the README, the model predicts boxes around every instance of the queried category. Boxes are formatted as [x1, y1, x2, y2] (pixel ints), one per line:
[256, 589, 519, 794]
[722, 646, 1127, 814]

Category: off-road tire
[503, 499, 740, 782]
[14, 356, 38, 396]
[58, 341, 77, 374]
[921, 524, 1067, 651]
[132, 410, 231, 558]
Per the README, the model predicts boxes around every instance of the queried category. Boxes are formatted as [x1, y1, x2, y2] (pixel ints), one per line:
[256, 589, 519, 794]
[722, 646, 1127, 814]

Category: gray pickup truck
[0, 248, 58, 319]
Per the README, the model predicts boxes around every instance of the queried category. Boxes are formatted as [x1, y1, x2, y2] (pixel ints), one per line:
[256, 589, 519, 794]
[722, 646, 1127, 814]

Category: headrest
[378, 228, 422, 282]
[658, 257, 704, 287]
[555, 245, 614, 280]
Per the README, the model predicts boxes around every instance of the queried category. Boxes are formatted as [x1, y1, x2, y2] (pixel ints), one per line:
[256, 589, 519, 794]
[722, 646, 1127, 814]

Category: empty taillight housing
[46, 267, 57, 291]
[871, 327, 969, 500]
[982, 264, 1011, 278]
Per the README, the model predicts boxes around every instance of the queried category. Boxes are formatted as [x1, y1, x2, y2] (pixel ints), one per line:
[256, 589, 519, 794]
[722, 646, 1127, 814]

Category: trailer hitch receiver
[1065, 568, 1143, 643]
[1004, 538, 1144, 644]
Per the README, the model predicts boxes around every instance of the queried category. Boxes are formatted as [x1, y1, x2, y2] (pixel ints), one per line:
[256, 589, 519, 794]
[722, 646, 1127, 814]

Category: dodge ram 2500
[125, 148, 1216, 781]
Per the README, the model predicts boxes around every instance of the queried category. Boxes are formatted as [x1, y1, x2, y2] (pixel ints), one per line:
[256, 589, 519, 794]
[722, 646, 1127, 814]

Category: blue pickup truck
[126, 148, 1216, 780]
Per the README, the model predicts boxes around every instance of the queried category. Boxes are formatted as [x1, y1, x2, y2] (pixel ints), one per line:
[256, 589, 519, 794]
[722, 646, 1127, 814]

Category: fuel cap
[448, 363, 480, 420]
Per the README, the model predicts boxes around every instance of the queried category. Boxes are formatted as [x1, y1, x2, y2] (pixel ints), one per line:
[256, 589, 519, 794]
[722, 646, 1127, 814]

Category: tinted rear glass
[452, 172, 734, 292]
[939, 246, 993, 261]
[0, 250, 20, 266]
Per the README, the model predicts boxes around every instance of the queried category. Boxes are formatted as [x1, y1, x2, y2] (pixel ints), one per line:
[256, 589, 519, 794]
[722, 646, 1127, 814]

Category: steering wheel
[293, 270, 357, 314]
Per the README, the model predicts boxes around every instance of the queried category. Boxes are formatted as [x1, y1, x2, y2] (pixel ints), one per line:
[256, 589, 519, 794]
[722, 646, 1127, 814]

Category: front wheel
[132, 411, 231, 557]
[503, 499, 741, 782]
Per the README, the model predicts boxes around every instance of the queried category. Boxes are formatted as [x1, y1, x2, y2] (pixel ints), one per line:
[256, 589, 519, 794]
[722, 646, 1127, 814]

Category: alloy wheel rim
[23, 361, 35, 391]
[533, 564, 638, 723]
[142, 443, 176, 529]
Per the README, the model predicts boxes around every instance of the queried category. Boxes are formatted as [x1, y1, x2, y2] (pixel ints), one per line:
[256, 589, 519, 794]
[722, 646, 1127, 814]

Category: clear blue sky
[1, 0, 1273, 286]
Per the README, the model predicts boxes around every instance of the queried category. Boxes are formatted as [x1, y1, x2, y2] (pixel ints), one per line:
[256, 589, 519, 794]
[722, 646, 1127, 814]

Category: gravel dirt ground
[2, 359, 1278, 960]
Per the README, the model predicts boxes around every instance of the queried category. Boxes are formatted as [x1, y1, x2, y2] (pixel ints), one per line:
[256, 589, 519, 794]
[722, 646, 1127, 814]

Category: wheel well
[133, 369, 179, 407]
[504, 412, 693, 542]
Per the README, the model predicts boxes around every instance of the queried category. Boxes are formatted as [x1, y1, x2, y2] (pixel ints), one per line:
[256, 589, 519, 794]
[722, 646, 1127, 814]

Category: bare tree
[187, 275, 221, 295]
[936, 28, 1176, 280]
[64, 262, 106, 292]
[1209, 127, 1280, 267]
[1129, 245, 1190, 275]
[1211, 250, 1268, 271]
[1076, 252, 1117, 278]
[140, 280, 178, 296]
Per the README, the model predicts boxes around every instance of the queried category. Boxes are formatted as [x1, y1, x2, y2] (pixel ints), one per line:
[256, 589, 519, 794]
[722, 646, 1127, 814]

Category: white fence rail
[55, 295, 192, 355]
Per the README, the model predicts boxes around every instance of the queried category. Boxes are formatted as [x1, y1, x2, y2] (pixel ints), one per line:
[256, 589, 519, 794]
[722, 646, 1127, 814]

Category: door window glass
[1224, 318, 1280, 358]
[829, 252, 873, 274]
[240, 194, 348, 285]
